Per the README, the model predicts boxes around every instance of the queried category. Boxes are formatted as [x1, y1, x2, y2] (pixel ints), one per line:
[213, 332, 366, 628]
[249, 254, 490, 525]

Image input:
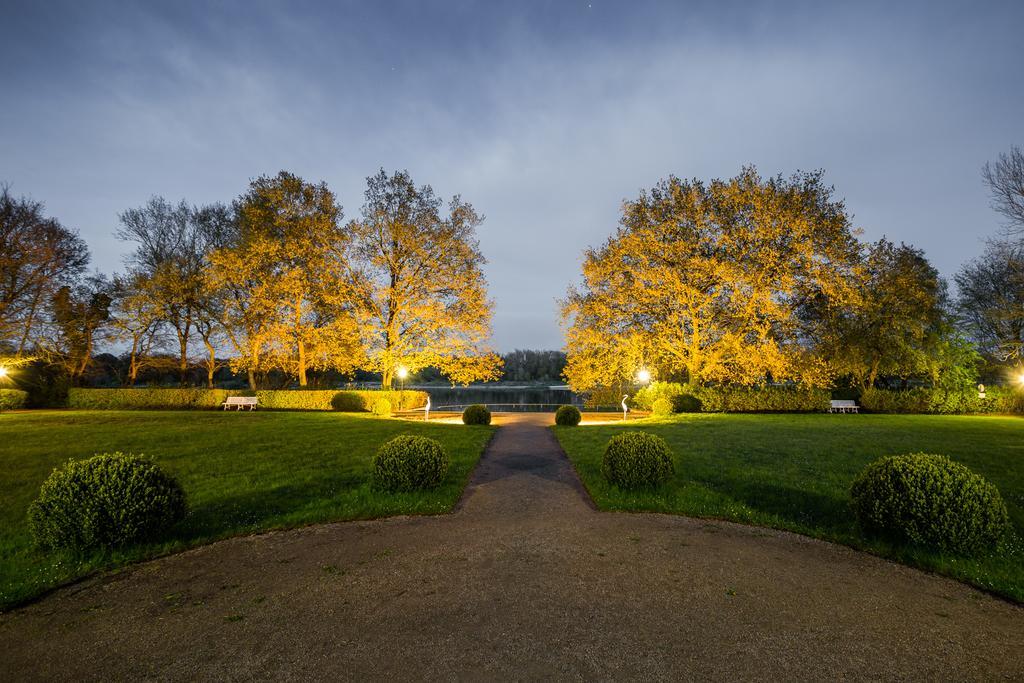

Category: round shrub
[462, 404, 491, 425]
[651, 397, 674, 416]
[28, 452, 187, 551]
[850, 453, 1011, 555]
[371, 398, 392, 417]
[373, 435, 449, 492]
[555, 405, 582, 426]
[602, 431, 675, 490]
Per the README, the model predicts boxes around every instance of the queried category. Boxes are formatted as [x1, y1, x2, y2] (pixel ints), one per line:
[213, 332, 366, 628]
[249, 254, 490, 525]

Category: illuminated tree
[116, 198, 222, 384]
[0, 186, 90, 354]
[562, 167, 860, 392]
[109, 272, 164, 386]
[349, 169, 501, 388]
[211, 171, 363, 387]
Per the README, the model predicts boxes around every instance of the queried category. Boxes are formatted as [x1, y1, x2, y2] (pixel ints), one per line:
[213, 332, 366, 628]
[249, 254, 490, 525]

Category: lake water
[413, 385, 583, 412]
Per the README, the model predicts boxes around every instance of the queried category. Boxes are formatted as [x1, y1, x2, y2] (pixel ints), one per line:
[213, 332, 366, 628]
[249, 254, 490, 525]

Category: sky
[1, 0, 1022, 352]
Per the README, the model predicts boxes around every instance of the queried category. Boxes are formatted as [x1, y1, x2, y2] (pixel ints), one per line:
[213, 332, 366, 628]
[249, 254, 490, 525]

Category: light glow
[0, 366, 8, 379]
[1017, 372, 1024, 386]
[396, 366, 409, 380]
[636, 368, 651, 384]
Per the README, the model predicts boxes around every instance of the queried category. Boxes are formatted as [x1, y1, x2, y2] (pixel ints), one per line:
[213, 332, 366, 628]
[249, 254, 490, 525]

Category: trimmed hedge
[555, 405, 582, 426]
[850, 453, 1011, 555]
[28, 452, 187, 551]
[633, 382, 830, 414]
[372, 435, 449, 492]
[860, 387, 1024, 415]
[0, 389, 28, 410]
[67, 388, 427, 412]
[462, 404, 492, 425]
[602, 431, 675, 489]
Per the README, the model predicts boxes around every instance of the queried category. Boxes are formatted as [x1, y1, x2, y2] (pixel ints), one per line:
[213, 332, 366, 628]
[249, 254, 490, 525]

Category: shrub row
[594, 429, 1011, 558]
[0, 389, 28, 411]
[633, 382, 830, 413]
[67, 388, 428, 412]
[859, 387, 1024, 415]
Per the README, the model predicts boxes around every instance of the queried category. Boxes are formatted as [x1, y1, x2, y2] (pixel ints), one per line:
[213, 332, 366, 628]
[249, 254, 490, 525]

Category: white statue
[424, 395, 431, 421]
[622, 394, 629, 421]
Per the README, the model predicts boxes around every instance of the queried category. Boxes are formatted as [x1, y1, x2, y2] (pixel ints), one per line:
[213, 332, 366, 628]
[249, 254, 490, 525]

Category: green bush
[67, 388, 428, 412]
[372, 435, 449, 492]
[462, 404, 491, 425]
[602, 431, 675, 490]
[633, 382, 829, 413]
[16, 360, 69, 408]
[371, 398, 392, 417]
[671, 393, 702, 413]
[28, 452, 187, 551]
[555, 405, 582, 426]
[0, 389, 28, 410]
[850, 453, 1011, 555]
[650, 397, 674, 416]
[860, 387, 1024, 415]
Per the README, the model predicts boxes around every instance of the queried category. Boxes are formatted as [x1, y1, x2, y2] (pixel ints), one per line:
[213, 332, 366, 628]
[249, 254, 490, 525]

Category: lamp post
[397, 366, 409, 392]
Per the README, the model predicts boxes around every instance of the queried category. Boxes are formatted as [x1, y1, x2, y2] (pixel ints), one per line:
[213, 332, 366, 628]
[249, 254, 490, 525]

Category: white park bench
[829, 399, 859, 414]
[223, 396, 258, 411]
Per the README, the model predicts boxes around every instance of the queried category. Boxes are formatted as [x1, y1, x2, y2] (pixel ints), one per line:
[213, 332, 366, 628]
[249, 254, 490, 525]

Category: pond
[413, 384, 583, 412]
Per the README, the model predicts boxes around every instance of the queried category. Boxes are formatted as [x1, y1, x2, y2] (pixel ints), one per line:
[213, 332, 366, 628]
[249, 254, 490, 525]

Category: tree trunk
[297, 339, 307, 387]
[128, 336, 139, 386]
[204, 339, 217, 389]
[865, 357, 881, 390]
[247, 368, 257, 390]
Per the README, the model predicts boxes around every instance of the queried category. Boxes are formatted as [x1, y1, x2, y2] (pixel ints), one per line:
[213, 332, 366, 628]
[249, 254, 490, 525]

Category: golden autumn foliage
[562, 167, 860, 392]
[349, 169, 502, 387]
[209, 172, 364, 387]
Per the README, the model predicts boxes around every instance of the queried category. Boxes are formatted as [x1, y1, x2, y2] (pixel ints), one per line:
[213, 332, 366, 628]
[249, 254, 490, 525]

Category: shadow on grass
[699, 478, 853, 533]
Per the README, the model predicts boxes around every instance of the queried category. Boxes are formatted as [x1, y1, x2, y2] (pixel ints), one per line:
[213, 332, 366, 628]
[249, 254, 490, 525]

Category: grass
[554, 413, 1024, 603]
[0, 410, 494, 610]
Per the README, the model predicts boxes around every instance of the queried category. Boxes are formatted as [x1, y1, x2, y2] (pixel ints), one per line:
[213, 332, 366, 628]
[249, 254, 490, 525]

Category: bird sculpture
[622, 394, 629, 421]
[424, 396, 431, 422]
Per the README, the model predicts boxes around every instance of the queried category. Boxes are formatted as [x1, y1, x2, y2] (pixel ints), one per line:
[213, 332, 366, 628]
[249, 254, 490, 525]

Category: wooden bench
[223, 396, 258, 411]
[829, 399, 859, 414]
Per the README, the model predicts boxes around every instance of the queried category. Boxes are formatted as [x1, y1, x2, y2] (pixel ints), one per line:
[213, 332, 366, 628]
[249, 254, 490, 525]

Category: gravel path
[1, 413, 1022, 681]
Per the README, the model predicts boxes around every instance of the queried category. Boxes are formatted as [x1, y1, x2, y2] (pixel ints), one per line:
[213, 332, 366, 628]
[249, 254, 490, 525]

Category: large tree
[44, 275, 112, 384]
[562, 167, 860, 392]
[349, 169, 501, 387]
[983, 145, 1024, 233]
[0, 187, 90, 353]
[812, 239, 947, 388]
[955, 238, 1024, 362]
[115, 197, 222, 384]
[109, 272, 165, 386]
[210, 171, 363, 387]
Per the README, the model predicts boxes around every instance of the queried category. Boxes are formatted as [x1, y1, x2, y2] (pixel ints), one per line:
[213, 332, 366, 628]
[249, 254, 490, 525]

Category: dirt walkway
[2, 414, 1022, 681]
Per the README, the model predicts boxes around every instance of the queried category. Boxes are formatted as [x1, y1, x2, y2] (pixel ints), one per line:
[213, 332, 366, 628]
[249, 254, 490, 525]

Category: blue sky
[1, 0, 1022, 350]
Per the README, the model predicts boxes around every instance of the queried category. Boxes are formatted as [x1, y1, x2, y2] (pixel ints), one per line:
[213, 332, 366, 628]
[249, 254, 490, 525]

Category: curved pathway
[2, 414, 1023, 680]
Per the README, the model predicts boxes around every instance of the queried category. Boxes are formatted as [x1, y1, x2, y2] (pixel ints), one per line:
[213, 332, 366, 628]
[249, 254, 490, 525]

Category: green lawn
[0, 410, 494, 610]
[554, 414, 1024, 603]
